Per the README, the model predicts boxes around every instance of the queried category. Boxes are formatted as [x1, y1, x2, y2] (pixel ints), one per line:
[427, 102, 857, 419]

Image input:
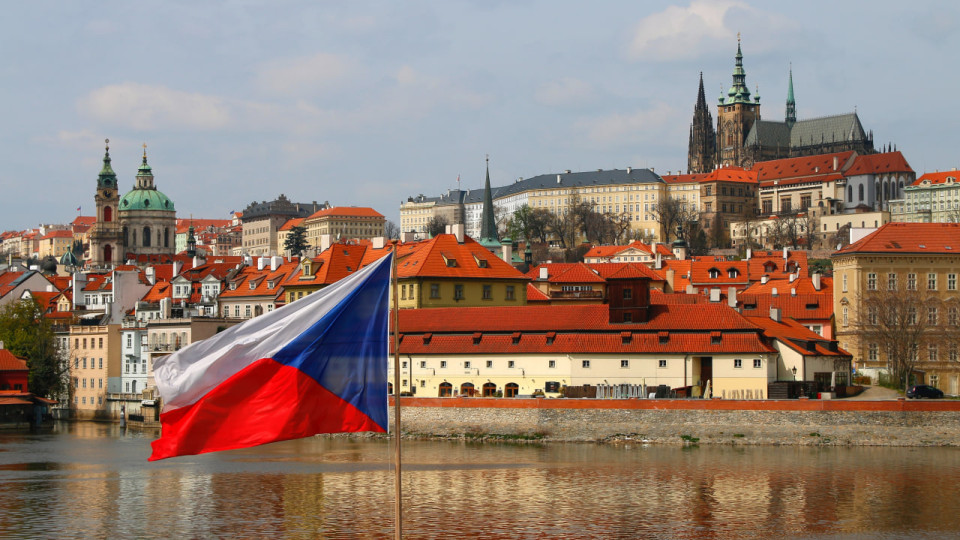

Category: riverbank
[386, 397, 960, 447]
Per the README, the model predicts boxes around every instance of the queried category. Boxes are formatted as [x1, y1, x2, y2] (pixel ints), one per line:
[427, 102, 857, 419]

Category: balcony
[551, 290, 603, 299]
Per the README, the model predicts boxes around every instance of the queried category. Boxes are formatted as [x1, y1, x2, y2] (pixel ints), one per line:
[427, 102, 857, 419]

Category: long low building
[392, 274, 850, 399]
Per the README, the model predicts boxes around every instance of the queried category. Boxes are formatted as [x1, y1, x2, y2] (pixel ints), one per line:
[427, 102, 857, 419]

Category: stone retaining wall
[389, 398, 960, 446]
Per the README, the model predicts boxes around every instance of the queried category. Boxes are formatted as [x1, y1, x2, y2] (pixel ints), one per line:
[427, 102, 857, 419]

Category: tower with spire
[687, 72, 717, 174]
[785, 66, 796, 126]
[478, 156, 499, 247]
[716, 35, 762, 168]
[89, 139, 124, 267]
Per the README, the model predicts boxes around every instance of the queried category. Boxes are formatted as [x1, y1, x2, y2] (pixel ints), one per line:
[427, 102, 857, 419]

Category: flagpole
[391, 242, 403, 539]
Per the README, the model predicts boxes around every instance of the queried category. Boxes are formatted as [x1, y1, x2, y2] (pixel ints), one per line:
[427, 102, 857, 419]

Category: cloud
[535, 77, 594, 107]
[78, 83, 232, 130]
[575, 102, 677, 145]
[627, 1, 786, 61]
[254, 52, 356, 97]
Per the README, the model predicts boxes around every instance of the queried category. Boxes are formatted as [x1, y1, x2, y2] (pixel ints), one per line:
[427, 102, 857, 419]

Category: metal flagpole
[391, 242, 403, 539]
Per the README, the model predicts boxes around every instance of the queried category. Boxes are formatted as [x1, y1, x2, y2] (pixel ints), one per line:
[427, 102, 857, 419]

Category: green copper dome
[120, 188, 175, 211]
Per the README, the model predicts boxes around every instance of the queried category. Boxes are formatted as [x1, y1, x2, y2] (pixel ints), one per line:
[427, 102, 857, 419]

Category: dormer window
[727, 268, 739, 279]
[249, 281, 256, 290]
[709, 268, 720, 279]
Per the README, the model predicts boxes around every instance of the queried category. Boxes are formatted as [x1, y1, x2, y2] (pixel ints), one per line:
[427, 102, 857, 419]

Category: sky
[1, 1, 957, 232]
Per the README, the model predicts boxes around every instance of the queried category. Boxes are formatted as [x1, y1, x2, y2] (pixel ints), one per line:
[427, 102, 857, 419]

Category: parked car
[907, 385, 944, 399]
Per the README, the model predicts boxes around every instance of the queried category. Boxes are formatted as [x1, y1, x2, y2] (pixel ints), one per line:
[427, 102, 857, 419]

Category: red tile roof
[396, 234, 527, 280]
[741, 276, 832, 296]
[738, 293, 833, 321]
[701, 166, 759, 184]
[834, 222, 960, 256]
[45, 275, 71, 291]
[583, 240, 673, 261]
[0, 349, 28, 371]
[525, 283, 550, 303]
[279, 218, 304, 231]
[752, 151, 854, 182]
[912, 169, 960, 186]
[176, 219, 232, 234]
[744, 316, 849, 358]
[660, 173, 709, 184]
[40, 230, 74, 240]
[219, 260, 300, 300]
[844, 151, 912, 176]
[284, 243, 371, 287]
[590, 262, 661, 280]
[306, 206, 384, 220]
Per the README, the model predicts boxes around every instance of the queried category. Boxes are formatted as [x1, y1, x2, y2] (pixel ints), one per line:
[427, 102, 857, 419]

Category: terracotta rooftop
[834, 222, 960, 256]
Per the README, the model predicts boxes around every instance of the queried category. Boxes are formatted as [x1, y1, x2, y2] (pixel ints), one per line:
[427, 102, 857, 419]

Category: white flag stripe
[153, 255, 391, 412]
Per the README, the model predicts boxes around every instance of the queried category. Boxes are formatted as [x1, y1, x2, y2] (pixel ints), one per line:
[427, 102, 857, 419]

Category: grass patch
[809, 432, 821, 437]
[733, 433, 745, 438]
[680, 434, 700, 443]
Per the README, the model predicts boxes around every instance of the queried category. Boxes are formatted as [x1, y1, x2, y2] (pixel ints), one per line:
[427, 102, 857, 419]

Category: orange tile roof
[525, 283, 550, 303]
[752, 151, 854, 182]
[40, 230, 74, 240]
[284, 243, 369, 287]
[589, 262, 662, 281]
[396, 234, 527, 280]
[175, 219, 232, 234]
[759, 172, 844, 189]
[844, 151, 912, 176]
[660, 173, 709, 184]
[744, 316, 849, 357]
[71, 216, 96, 227]
[835, 222, 960, 255]
[219, 260, 300, 300]
[741, 276, 832, 296]
[306, 206, 384, 220]
[738, 293, 833, 321]
[700, 166, 759, 184]
[46, 275, 71, 291]
[141, 282, 172, 303]
[912, 169, 960, 186]
[278, 218, 304, 231]
[0, 349, 28, 371]
[546, 264, 605, 284]
[583, 240, 673, 260]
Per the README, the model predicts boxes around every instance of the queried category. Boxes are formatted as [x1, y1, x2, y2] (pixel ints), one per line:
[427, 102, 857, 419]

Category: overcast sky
[1, 1, 956, 231]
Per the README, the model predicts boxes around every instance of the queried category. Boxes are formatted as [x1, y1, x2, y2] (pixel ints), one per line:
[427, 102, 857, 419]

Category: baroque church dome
[119, 149, 175, 212]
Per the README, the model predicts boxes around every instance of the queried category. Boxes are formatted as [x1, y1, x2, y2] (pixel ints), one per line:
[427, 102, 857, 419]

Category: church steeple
[186, 222, 197, 257]
[479, 156, 498, 243]
[135, 143, 156, 189]
[687, 72, 716, 174]
[97, 139, 117, 189]
[725, 35, 753, 104]
[785, 66, 797, 126]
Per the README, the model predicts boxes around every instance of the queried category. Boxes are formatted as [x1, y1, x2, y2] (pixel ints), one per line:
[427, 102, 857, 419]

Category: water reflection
[0, 425, 958, 538]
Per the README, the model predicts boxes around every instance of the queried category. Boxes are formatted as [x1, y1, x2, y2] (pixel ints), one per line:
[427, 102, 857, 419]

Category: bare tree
[384, 220, 400, 240]
[610, 212, 633, 244]
[831, 223, 852, 250]
[426, 215, 449, 238]
[856, 287, 933, 393]
[651, 197, 698, 243]
[495, 204, 511, 239]
[798, 212, 819, 250]
[546, 210, 578, 249]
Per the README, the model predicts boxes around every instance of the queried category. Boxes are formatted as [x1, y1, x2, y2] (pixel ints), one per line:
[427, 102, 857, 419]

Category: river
[1, 422, 958, 538]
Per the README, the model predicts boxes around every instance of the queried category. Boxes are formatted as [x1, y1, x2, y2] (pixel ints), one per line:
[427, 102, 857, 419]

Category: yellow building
[38, 230, 74, 259]
[68, 323, 121, 419]
[833, 222, 960, 393]
[302, 206, 385, 248]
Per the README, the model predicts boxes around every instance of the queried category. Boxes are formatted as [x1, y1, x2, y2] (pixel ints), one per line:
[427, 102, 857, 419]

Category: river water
[1, 422, 959, 539]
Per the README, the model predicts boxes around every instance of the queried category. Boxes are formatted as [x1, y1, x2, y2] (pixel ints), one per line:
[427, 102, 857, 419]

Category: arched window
[143, 226, 151, 247]
[460, 382, 475, 397]
[164, 228, 170, 248]
[103, 244, 113, 263]
[505, 383, 519, 398]
[104, 206, 113, 222]
[848, 185, 853, 202]
[439, 382, 453, 397]
[482, 382, 497, 397]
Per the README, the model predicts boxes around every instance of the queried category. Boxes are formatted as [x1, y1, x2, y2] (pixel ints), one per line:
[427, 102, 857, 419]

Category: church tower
[785, 66, 797, 126]
[716, 37, 761, 167]
[88, 139, 124, 267]
[687, 72, 716, 173]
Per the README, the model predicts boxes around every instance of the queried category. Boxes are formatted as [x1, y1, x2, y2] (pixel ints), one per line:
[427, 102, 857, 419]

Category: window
[929, 273, 938, 290]
[623, 288, 632, 300]
[430, 283, 440, 299]
[83, 358, 87, 369]
[908, 307, 917, 325]
[99, 358, 103, 369]
[482, 284, 492, 300]
[888, 273, 897, 291]
[126, 334, 132, 347]
[842, 306, 848, 327]
[867, 273, 877, 291]
[949, 274, 957, 291]
[464, 361, 471, 369]
[234, 305, 240, 317]
[929, 306, 939, 325]
[401, 284, 406, 300]
[951, 343, 959, 362]
[440, 361, 447, 368]
[621, 360, 629, 368]
[842, 274, 848, 292]
[929, 344, 939, 362]
[548, 360, 556, 368]
[454, 284, 464, 301]
[245, 305, 252, 318]
[869, 343, 878, 362]
[867, 306, 878, 325]
[753, 359, 762, 368]
[734, 359, 743, 368]
[505, 285, 515, 301]
[950, 307, 959, 326]
[582, 360, 590, 368]
[907, 273, 917, 291]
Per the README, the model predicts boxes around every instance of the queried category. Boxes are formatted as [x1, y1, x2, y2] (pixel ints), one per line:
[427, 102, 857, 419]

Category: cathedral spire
[725, 36, 752, 104]
[785, 65, 796, 126]
[479, 155, 497, 242]
[688, 72, 716, 174]
[97, 138, 117, 189]
[136, 143, 156, 190]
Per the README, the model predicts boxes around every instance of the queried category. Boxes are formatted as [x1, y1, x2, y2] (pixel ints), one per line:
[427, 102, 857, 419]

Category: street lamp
[792, 366, 798, 380]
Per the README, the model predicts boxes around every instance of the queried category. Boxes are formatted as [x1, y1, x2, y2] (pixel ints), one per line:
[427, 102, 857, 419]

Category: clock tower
[89, 139, 124, 267]
[716, 37, 761, 168]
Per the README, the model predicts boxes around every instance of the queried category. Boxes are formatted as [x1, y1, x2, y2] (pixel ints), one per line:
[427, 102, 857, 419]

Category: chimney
[770, 306, 781, 322]
[655, 250, 662, 270]
[746, 247, 752, 260]
[556, 174, 562, 183]
[320, 234, 332, 253]
[771, 287, 778, 297]
[539, 266, 549, 280]
[372, 237, 385, 249]
[728, 287, 737, 308]
[145, 267, 156, 285]
[400, 231, 416, 243]
[782, 247, 788, 260]
[761, 275, 768, 284]
[666, 268, 675, 292]
[445, 224, 452, 235]
[627, 167, 632, 174]
[833, 156, 839, 171]
[257, 257, 266, 271]
[812, 272, 822, 291]
[710, 288, 721, 302]
[791, 288, 797, 296]
[789, 273, 797, 283]
[501, 241, 513, 263]
[452, 223, 465, 244]
[270, 256, 282, 271]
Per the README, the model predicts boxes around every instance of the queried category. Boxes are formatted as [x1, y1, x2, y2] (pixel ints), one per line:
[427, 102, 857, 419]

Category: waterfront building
[68, 322, 121, 419]
[888, 170, 960, 223]
[832, 222, 960, 393]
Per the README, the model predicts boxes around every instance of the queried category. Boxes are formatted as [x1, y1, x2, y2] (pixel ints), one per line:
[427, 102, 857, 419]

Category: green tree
[283, 225, 309, 256]
[0, 298, 63, 398]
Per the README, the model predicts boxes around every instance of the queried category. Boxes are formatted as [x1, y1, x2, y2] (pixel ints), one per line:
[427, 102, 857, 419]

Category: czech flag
[149, 253, 392, 460]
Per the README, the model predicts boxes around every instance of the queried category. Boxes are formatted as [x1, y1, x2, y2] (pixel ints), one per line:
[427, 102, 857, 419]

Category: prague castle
[688, 39, 875, 173]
